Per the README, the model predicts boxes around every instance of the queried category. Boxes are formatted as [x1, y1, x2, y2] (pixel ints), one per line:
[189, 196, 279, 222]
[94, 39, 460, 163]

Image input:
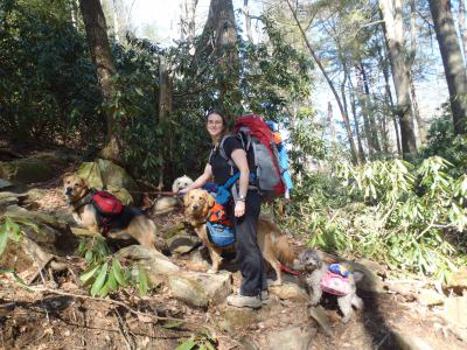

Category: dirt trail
[0, 179, 465, 350]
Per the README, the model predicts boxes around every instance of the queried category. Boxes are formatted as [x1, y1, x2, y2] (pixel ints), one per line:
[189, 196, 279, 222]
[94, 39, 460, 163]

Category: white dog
[172, 175, 194, 193]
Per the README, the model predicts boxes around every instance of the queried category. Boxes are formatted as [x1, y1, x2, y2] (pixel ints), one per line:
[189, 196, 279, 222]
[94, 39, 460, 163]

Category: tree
[429, 0, 467, 135]
[379, 0, 418, 157]
[79, 0, 120, 161]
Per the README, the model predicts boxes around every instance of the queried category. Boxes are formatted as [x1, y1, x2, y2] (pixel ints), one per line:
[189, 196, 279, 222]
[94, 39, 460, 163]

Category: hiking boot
[227, 294, 262, 309]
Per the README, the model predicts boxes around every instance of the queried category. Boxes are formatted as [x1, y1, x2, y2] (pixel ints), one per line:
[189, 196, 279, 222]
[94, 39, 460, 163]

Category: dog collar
[70, 189, 93, 210]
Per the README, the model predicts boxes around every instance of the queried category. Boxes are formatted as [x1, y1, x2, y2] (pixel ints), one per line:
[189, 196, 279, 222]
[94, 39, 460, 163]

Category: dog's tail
[273, 234, 296, 266]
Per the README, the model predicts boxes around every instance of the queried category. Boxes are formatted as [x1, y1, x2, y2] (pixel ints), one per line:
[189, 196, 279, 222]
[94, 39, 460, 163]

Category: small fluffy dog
[172, 175, 194, 194]
[183, 188, 294, 284]
[296, 249, 363, 323]
[63, 173, 158, 249]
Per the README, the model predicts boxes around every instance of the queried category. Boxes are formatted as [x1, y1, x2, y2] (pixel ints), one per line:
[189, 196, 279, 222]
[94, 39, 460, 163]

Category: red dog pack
[91, 191, 124, 216]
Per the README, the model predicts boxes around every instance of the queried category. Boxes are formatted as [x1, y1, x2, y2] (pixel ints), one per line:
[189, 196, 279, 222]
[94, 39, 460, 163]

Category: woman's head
[206, 110, 227, 141]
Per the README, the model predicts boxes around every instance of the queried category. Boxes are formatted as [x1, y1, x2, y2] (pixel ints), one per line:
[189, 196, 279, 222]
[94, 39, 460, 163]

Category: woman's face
[206, 113, 224, 139]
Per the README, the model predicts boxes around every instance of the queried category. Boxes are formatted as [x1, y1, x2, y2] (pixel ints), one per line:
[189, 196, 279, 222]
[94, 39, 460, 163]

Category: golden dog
[183, 189, 294, 285]
[63, 173, 158, 249]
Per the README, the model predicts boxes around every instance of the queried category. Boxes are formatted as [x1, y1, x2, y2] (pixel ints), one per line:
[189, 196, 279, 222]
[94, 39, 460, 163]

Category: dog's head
[297, 249, 323, 272]
[63, 173, 89, 202]
[172, 175, 194, 193]
[183, 189, 215, 222]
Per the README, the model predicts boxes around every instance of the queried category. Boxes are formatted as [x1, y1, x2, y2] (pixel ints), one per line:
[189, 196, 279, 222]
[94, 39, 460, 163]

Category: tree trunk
[79, 0, 120, 162]
[348, 80, 366, 162]
[158, 57, 174, 190]
[286, 0, 359, 164]
[381, 49, 402, 156]
[359, 62, 382, 153]
[379, 0, 418, 157]
[342, 66, 362, 164]
[429, 0, 467, 135]
[459, 0, 466, 61]
[197, 0, 240, 113]
[355, 65, 376, 158]
[327, 102, 336, 143]
[409, 71, 425, 143]
[180, 0, 198, 43]
[243, 0, 253, 42]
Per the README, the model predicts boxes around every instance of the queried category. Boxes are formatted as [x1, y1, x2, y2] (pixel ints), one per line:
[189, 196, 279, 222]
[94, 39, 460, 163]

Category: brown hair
[205, 110, 230, 138]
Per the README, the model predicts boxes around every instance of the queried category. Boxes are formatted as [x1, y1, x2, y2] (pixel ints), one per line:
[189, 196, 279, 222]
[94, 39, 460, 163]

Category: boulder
[0, 159, 54, 184]
[168, 271, 231, 308]
[153, 197, 179, 215]
[0, 235, 53, 284]
[218, 307, 259, 333]
[418, 289, 444, 306]
[0, 178, 13, 190]
[167, 234, 201, 255]
[269, 281, 309, 302]
[265, 326, 315, 350]
[116, 245, 180, 276]
[75, 159, 140, 204]
[445, 267, 467, 293]
[0, 192, 20, 210]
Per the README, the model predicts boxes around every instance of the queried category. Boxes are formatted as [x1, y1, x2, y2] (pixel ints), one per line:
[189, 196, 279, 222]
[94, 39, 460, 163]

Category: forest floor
[0, 148, 466, 350]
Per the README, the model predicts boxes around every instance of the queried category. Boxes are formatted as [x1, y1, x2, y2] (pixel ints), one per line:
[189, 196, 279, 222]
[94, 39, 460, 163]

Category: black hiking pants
[232, 190, 266, 296]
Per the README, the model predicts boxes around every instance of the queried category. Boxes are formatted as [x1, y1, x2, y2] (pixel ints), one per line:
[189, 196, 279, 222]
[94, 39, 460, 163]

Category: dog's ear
[207, 193, 215, 208]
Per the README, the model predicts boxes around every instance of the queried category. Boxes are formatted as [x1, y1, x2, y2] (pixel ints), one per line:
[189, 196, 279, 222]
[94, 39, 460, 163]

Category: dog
[172, 175, 194, 194]
[183, 188, 294, 285]
[296, 249, 363, 323]
[63, 173, 159, 249]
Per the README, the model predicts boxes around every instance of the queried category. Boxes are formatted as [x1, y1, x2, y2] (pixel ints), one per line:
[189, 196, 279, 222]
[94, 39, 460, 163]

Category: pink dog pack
[320, 270, 352, 296]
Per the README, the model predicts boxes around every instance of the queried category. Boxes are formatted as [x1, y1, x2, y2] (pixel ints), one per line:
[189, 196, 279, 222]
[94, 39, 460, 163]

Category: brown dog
[63, 173, 158, 249]
[183, 188, 294, 285]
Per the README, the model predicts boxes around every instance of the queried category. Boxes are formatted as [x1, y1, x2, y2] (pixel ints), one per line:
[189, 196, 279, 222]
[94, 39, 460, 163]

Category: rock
[445, 267, 467, 293]
[167, 234, 201, 255]
[418, 289, 444, 306]
[393, 332, 434, 350]
[0, 178, 13, 190]
[0, 236, 53, 284]
[265, 326, 315, 350]
[76, 160, 141, 204]
[218, 308, 259, 333]
[309, 305, 332, 336]
[184, 249, 211, 272]
[0, 192, 19, 210]
[444, 294, 467, 329]
[168, 271, 231, 308]
[269, 281, 309, 302]
[153, 197, 179, 215]
[116, 245, 180, 276]
[0, 158, 54, 184]
[349, 260, 385, 293]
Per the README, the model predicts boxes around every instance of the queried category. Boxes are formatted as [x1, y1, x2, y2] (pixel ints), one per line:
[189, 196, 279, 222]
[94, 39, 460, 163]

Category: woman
[181, 110, 266, 309]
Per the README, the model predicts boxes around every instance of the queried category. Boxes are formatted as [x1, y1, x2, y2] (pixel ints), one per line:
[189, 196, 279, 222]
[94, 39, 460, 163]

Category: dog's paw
[207, 268, 218, 274]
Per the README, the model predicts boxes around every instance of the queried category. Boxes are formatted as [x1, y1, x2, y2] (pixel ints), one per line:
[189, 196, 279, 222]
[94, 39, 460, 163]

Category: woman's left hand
[234, 201, 245, 217]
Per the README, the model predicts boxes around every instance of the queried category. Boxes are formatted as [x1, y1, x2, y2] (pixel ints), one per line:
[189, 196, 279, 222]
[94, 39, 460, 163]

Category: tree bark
[243, 0, 253, 42]
[79, 0, 120, 162]
[197, 0, 240, 113]
[379, 0, 418, 157]
[359, 62, 382, 153]
[286, 0, 359, 164]
[348, 79, 366, 162]
[459, 0, 466, 61]
[327, 102, 336, 143]
[429, 0, 467, 135]
[180, 0, 198, 43]
[158, 57, 174, 190]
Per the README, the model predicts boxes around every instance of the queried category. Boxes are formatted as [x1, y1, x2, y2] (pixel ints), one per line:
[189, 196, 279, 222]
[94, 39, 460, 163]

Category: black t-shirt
[209, 135, 243, 185]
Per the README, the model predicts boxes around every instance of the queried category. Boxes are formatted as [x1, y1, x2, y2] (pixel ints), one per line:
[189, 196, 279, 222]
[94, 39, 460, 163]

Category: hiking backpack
[219, 114, 287, 201]
[91, 190, 124, 216]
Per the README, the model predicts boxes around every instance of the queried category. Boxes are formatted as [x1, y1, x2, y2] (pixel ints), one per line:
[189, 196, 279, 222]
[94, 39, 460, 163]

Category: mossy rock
[0, 159, 54, 184]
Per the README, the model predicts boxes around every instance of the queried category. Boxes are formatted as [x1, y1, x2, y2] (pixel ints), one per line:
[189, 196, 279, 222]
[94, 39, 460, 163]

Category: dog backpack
[91, 190, 124, 216]
[219, 114, 286, 202]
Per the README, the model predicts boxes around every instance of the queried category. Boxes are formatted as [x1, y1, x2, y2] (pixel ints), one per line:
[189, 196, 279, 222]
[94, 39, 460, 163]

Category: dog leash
[279, 263, 302, 276]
